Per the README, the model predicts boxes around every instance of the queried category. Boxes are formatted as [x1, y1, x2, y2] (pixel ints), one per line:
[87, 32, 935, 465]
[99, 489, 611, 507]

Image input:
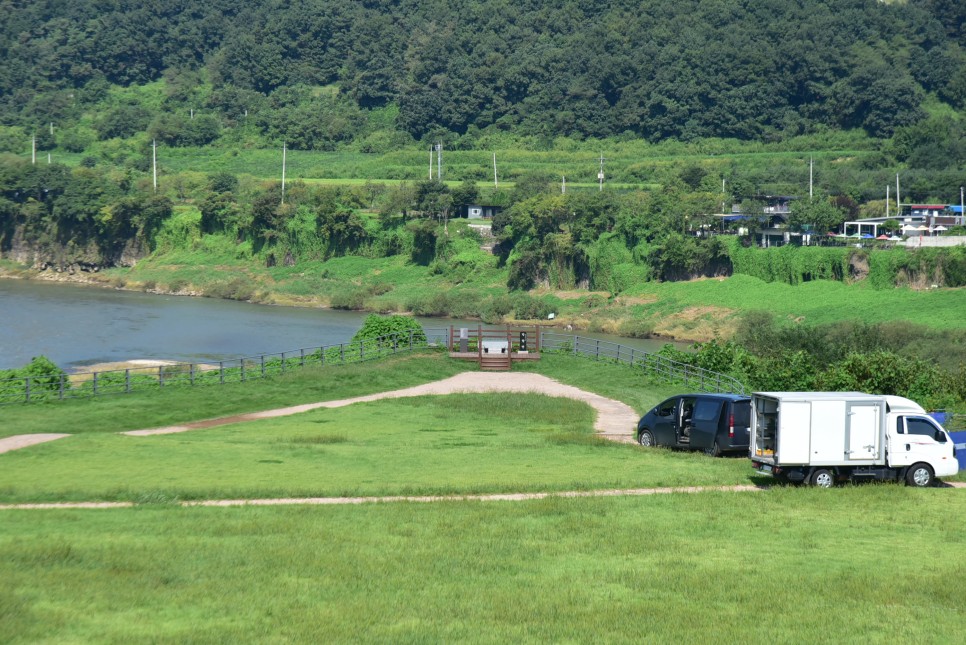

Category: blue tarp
[949, 431, 966, 470]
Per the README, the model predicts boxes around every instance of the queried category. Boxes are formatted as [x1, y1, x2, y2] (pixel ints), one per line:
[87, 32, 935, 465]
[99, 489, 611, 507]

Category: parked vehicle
[636, 393, 751, 456]
[749, 392, 958, 487]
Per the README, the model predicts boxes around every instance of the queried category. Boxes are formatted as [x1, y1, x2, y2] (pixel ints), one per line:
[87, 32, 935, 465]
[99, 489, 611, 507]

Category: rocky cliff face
[1, 225, 146, 273]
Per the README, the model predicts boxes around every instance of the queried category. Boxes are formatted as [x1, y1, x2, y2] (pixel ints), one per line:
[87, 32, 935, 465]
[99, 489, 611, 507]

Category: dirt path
[1, 482, 962, 511]
[0, 434, 70, 455]
[122, 372, 641, 443]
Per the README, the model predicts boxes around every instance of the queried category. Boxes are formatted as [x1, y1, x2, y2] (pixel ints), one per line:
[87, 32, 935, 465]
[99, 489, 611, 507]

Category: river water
[0, 279, 682, 371]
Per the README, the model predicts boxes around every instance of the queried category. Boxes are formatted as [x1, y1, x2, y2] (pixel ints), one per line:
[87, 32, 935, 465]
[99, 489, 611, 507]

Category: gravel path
[122, 372, 641, 443]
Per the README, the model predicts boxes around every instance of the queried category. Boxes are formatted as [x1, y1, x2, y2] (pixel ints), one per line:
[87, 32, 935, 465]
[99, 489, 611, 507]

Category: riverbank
[0, 259, 697, 342]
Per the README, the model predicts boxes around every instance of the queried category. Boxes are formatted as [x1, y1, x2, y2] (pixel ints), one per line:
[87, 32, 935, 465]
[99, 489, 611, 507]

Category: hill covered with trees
[1, 0, 964, 146]
[1, 0, 966, 306]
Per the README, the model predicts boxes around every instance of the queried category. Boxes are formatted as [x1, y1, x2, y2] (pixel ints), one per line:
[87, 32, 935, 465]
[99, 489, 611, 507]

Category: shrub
[351, 314, 427, 344]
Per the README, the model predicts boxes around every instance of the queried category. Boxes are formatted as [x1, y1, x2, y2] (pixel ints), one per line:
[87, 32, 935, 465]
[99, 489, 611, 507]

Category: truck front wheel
[810, 469, 834, 488]
[905, 463, 934, 488]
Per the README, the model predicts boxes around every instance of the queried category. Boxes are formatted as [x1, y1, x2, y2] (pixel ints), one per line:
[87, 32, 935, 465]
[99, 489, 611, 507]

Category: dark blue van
[636, 393, 751, 456]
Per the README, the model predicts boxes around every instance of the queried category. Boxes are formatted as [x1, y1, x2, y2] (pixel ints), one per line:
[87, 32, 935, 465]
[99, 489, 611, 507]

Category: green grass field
[2, 352, 964, 642]
[625, 274, 966, 330]
[2, 490, 963, 643]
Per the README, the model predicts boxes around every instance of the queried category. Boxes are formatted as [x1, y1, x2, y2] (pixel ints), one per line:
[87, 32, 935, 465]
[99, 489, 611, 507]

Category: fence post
[261, 355, 265, 377]
[190, 363, 195, 386]
[219, 361, 224, 385]
[596, 339, 600, 360]
[410, 330, 414, 350]
[360, 342, 364, 361]
[300, 348, 305, 367]
[281, 352, 285, 374]
[93, 372, 99, 396]
[59, 372, 65, 400]
[340, 343, 345, 363]
[629, 348, 635, 368]
[126, 369, 131, 394]
[321, 347, 325, 366]
[241, 358, 246, 382]
[25, 376, 30, 403]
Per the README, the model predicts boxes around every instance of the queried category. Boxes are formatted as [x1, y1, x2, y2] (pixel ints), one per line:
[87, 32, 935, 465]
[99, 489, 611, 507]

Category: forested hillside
[1, 0, 964, 144]
[1, 0, 965, 302]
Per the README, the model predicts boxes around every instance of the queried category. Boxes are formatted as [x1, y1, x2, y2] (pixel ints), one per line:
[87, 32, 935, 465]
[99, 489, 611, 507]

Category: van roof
[677, 393, 750, 402]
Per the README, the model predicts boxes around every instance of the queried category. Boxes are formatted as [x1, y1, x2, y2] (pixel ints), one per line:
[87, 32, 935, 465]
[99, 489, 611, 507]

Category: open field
[2, 489, 964, 643]
[2, 352, 965, 641]
[0, 354, 474, 440]
[47, 137, 873, 189]
[621, 275, 966, 335]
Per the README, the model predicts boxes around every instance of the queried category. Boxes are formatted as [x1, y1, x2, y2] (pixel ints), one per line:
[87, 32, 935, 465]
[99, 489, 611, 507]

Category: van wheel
[905, 463, 934, 487]
[704, 441, 721, 457]
[638, 430, 655, 447]
[810, 469, 834, 488]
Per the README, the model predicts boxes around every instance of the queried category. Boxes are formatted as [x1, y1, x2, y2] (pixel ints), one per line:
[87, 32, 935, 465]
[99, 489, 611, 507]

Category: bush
[351, 314, 427, 344]
[330, 290, 366, 310]
[511, 293, 552, 320]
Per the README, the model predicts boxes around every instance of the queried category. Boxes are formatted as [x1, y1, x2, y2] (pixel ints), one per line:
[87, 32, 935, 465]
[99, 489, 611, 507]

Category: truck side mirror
[935, 431, 947, 443]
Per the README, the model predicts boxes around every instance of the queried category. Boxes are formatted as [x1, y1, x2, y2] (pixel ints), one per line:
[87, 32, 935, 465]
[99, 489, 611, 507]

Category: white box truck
[749, 392, 958, 487]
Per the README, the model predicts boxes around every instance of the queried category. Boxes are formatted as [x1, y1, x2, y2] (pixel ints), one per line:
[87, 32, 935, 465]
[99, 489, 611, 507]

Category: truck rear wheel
[810, 469, 834, 488]
[905, 463, 934, 488]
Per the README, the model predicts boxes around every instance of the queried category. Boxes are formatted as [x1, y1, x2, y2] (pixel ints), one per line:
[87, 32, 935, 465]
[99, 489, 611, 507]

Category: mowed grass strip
[1, 488, 963, 643]
[0, 353, 474, 439]
[0, 393, 751, 503]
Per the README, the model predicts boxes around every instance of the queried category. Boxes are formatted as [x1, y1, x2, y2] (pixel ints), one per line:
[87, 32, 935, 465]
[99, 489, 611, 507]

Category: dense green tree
[787, 198, 847, 234]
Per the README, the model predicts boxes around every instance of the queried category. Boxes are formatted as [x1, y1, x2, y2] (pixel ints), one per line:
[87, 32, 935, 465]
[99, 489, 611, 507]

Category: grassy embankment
[2, 351, 965, 642]
[79, 234, 966, 342]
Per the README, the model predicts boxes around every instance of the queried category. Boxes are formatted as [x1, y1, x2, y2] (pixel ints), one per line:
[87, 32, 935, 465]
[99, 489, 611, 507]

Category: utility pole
[49, 122, 53, 135]
[886, 185, 889, 219]
[47, 152, 50, 165]
[435, 142, 442, 181]
[152, 139, 158, 192]
[809, 157, 813, 200]
[429, 147, 433, 180]
[31, 135, 35, 165]
[961, 186, 964, 226]
[597, 154, 605, 191]
[896, 173, 901, 217]
[281, 142, 287, 205]
[493, 152, 498, 189]
[562, 176, 566, 194]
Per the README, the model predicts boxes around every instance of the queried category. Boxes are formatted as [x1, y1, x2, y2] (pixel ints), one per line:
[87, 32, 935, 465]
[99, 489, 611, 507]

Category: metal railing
[1, 327, 746, 405]
[0, 329, 449, 406]
[540, 332, 747, 394]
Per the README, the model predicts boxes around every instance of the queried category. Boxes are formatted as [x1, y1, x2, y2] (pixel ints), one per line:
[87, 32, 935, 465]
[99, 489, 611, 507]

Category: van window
[693, 399, 722, 422]
[657, 399, 677, 417]
[732, 401, 751, 427]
